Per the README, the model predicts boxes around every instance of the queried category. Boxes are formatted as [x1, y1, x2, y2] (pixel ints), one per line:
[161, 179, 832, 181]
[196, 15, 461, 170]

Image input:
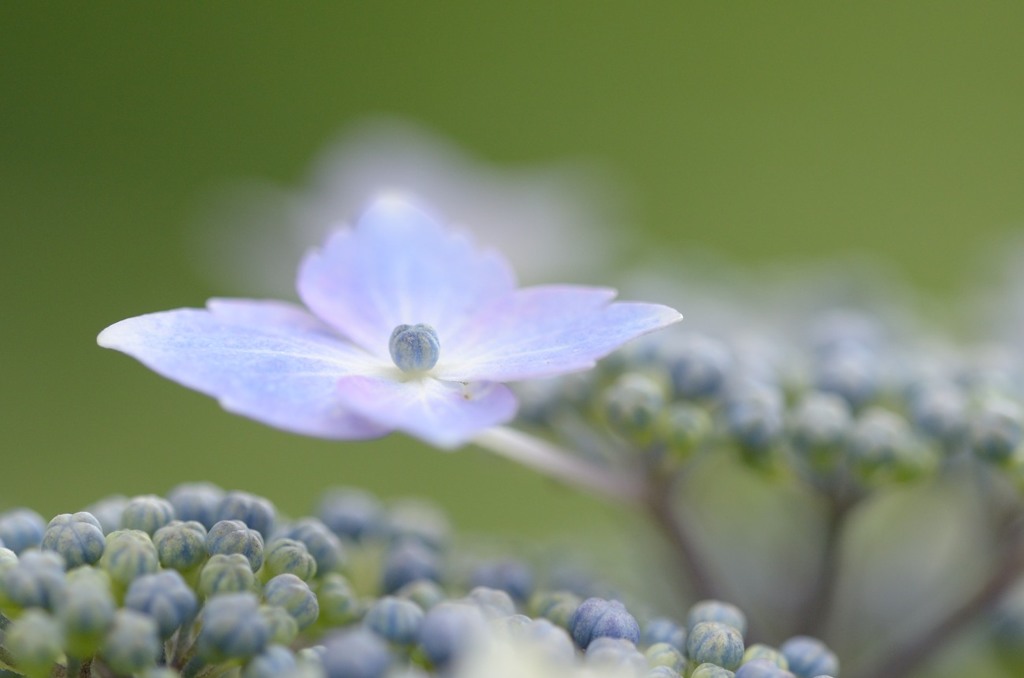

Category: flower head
[99, 197, 680, 448]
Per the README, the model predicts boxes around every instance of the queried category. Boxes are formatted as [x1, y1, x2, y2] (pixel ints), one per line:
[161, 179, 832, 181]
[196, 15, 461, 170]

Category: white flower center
[389, 324, 440, 373]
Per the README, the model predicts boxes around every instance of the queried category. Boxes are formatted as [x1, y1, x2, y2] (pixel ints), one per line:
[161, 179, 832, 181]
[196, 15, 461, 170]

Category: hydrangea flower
[99, 197, 680, 448]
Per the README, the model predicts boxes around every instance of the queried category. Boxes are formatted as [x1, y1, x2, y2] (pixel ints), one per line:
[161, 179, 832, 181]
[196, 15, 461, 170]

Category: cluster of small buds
[518, 306, 1024, 500]
[0, 485, 841, 678]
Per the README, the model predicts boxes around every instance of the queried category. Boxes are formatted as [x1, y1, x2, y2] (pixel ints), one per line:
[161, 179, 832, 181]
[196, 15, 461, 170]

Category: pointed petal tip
[96, 317, 137, 350]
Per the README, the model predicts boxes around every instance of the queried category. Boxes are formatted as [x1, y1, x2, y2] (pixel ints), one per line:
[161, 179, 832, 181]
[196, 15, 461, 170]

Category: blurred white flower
[964, 231, 1024, 345]
[453, 631, 642, 678]
[192, 116, 624, 298]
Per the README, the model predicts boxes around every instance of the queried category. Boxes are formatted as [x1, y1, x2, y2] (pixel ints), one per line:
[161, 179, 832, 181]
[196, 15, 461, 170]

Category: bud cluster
[518, 307, 1024, 501]
[0, 485, 839, 678]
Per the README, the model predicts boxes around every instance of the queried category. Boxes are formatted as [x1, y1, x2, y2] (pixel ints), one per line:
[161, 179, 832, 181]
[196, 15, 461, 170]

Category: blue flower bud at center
[389, 324, 440, 373]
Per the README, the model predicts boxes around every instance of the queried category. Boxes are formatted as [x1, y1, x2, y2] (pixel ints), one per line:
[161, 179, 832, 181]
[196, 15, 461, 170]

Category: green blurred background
[2, 3, 1023, 553]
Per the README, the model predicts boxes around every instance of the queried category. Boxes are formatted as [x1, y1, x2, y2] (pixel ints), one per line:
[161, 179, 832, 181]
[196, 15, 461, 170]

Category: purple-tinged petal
[333, 376, 518, 448]
[205, 298, 340, 337]
[98, 302, 391, 440]
[297, 196, 517, 360]
[435, 285, 682, 382]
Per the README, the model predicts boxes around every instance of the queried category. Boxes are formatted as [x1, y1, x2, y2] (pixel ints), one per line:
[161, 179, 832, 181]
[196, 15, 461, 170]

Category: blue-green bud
[84, 495, 128, 534]
[363, 595, 424, 645]
[812, 344, 878, 409]
[264, 573, 319, 630]
[0, 549, 66, 611]
[603, 372, 667, 441]
[909, 381, 967, 445]
[466, 586, 516, 618]
[198, 552, 256, 598]
[244, 645, 298, 678]
[647, 667, 683, 678]
[196, 592, 270, 662]
[317, 487, 383, 541]
[662, 403, 712, 460]
[260, 603, 299, 645]
[687, 600, 747, 638]
[316, 572, 362, 626]
[389, 323, 440, 373]
[969, 396, 1024, 466]
[322, 628, 393, 678]
[121, 495, 175, 535]
[724, 383, 785, 457]
[687, 621, 745, 671]
[646, 641, 687, 671]
[742, 644, 789, 669]
[124, 570, 198, 638]
[0, 546, 17, 574]
[100, 529, 159, 588]
[5, 609, 64, 678]
[216, 491, 277, 538]
[643, 616, 686, 652]
[528, 590, 581, 629]
[789, 392, 851, 472]
[0, 508, 46, 554]
[691, 663, 736, 678]
[778, 636, 838, 678]
[735, 659, 795, 678]
[394, 578, 446, 611]
[569, 597, 641, 648]
[295, 645, 326, 672]
[847, 407, 934, 482]
[56, 567, 117, 656]
[846, 407, 905, 477]
[469, 559, 534, 602]
[382, 540, 440, 593]
[41, 512, 105, 568]
[264, 538, 317, 581]
[153, 520, 208, 571]
[207, 519, 265, 571]
[668, 333, 731, 400]
[279, 518, 344, 575]
[384, 499, 450, 550]
[167, 482, 224, 529]
[101, 609, 161, 674]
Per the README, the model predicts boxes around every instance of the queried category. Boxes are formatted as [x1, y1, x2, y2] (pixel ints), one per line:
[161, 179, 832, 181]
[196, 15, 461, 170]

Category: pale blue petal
[435, 285, 682, 382]
[297, 196, 517, 360]
[97, 301, 391, 439]
[333, 376, 518, 448]
[205, 298, 341, 337]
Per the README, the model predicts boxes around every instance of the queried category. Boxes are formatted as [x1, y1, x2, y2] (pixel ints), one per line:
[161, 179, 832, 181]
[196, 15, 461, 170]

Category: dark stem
[181, 656, 205, 678]
[793, 495, 856, 636]
[644, 471, 723, 603]
[0, 644, 15, 672]
[62, 657, 82, 678]
[848, 526, 1024, 678]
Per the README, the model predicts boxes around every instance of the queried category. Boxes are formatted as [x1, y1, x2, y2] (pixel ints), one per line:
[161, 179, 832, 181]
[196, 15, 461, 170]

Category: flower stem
[848, 524, 1024, 678]
[644, 471, 724, 603]
[473, 426, 645, 503]
[0, 645, 15, 672]
[64, 657, 82, 678]
[794, 495, 856, 636]
[181, 656, 205, 678]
